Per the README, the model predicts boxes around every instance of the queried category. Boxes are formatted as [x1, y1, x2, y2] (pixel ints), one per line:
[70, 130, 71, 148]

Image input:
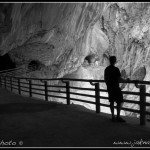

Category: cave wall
[0, 3, 149, 80]
[1, 2, 150, 116]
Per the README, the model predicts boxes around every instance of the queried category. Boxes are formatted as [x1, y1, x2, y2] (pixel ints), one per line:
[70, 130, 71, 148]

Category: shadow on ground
[0, 102, 57, 114]
[1, 88, 150, 147]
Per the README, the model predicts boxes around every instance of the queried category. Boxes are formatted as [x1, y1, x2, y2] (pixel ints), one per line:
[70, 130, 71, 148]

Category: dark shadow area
[28, 60, 42, 71]
[0, 53, 16, 71]
[0, 102, 57, 114]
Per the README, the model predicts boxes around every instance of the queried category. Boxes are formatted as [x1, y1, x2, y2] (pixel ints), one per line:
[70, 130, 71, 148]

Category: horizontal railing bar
[0, 72, 16, 76]
[6, 77, 64, 81]
[47, 90, 66, 94]
[99, 103, 110, 108]
[122, 91, 140, 96]
[99, 89, 107, 92]
[11, 79, 18, 81]
[20, 82, 29, 85]
[19, 89, 29, 93]
[62, 78, 150, 84]
[118, 105, 139, 113]
[0, 77, 134, 83]
[13, 71, 31, 76]
[31, 92, 45, 96]
[0, 67, 24, 74]
[121, 107, 140, 113]
[99, 96, 108, 100]
[47, 85, 66, 88]
[70, 97, 96, 104]
[11, 87, 18, 90]
[19, 86, 29, 89]
[11, 84, 18, 87]
[1, 83, 20, 88]
[145, 111, 150, 115]
[0, 71, 25, 76]
[99, 97, 140, 105]
[31, 87, 45, 91]
[145, 102, 150, 106]
[70, 92, 95, 98]
[70, 86, 95, 91]
[48, 94, 66, 99]
[1, 75, 150, 85]
[62, 78, 103, 82]
[146, 93, 150, 97]
[30, 83, 44, 86]
[9, 82, 17, 85]
[11, 85, 19, 88]
[123, 99, 140, 104]
[4, 70, 24, 74]
[99, 103, 140, 113]
[11, 79, 19, 82]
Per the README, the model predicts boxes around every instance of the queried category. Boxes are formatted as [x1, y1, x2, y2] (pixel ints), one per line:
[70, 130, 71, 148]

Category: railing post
[44, 81, 48, 101]
[29, 80, 32, 97]
[4, 77, 6, 89]
[0, 76, 1, 87]
[95, 83, 100, 113]
[10, 77, 13, 91]
[1, 76, 3, 87]
[18, 78, 21, 94]
[66, 81, 70, 105]
[139, 85, 146, 126]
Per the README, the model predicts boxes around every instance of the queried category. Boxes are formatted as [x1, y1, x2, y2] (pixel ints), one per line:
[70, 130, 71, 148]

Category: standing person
[104, 56, 129, 122]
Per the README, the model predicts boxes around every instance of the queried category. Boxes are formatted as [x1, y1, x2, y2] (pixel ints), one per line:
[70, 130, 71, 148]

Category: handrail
[0, 67, 23, 74]
[0, 68, 149, 126]
[0, 65, 32, 76]
[2, 74, 150, 85]
[1, 76, 148, 84]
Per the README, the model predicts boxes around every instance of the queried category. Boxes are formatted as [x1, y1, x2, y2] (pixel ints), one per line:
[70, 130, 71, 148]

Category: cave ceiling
[0, 2, 149, 82]
[1, 2, 150, 116]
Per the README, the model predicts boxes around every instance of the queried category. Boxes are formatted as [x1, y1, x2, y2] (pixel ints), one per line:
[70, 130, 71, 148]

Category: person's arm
[118, 77, 130, 82]
[117, 68, 130, 82]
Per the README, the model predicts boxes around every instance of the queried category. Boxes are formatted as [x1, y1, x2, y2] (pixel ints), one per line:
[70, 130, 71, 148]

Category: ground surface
[0, 87, 150, 148]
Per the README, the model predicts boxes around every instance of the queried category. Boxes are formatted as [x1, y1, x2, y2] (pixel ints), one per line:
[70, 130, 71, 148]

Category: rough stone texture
[1, 2, 150, 116]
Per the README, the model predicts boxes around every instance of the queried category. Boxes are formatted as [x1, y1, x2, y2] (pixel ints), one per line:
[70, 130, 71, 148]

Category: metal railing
[0, 68, 150, 126]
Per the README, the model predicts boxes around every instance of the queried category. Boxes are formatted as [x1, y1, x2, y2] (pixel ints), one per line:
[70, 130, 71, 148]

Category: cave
[0, 2, 150, 117]
[28, 60, 42, 71]
[0, 53, 15, 71]
[83, 53, 100, 67]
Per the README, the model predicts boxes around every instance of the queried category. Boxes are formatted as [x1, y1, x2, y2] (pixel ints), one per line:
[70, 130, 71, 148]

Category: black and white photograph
[0, 1, 150, 148]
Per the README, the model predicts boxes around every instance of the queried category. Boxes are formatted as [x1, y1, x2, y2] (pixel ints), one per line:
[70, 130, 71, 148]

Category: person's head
[109, 56, 117, 65]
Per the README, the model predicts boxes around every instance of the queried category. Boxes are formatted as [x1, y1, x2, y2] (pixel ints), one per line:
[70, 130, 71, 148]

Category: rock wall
[1, 2, 150, 116]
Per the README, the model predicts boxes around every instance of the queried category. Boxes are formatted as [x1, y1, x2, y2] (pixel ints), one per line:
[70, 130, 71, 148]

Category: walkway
[0, 87, 150, 148]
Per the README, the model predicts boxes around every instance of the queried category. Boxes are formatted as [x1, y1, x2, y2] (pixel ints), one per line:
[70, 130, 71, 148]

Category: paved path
[0, 87, 150, 148]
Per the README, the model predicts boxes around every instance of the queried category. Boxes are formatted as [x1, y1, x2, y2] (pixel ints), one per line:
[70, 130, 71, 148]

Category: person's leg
[116, 102, 126, 122]
[116, 102, 122, 118]
[110, 101, 115, 119]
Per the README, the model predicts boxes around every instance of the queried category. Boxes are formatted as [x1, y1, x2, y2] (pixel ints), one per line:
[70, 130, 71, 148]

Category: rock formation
[1, 2, 150, 116]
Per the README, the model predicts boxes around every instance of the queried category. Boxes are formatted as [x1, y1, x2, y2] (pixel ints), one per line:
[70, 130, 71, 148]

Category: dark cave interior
[0, 53, 16, 71]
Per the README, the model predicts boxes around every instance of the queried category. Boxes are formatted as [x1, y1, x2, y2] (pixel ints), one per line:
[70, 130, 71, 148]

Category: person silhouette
[104, 56, 129, 122]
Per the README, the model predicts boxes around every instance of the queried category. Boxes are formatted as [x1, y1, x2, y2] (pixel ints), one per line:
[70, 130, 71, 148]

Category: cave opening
[0, 53, 16, 71]
[28, 60, 42, 71]
[83, 53, 100, 67]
